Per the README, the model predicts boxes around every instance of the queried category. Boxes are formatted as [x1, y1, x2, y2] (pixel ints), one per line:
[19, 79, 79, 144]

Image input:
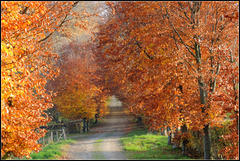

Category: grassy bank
[120, 129, 191, 160]
[29, 139, 77, 160]
[9, 139, 77, 160]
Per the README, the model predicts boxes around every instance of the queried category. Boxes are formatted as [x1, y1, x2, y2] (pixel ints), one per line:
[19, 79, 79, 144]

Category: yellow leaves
[208, 112, 215, 119]
[1, 42, 13, 56]
[149, 43, 154, 48]
[5, 125, 12, 133]
[54, 85, 98, 119]
[1, 19, 7, 26]
[30, 67, 35, 72]
[161, 58, 170, 65]
[50, 42, 105, 120]
[1, 1, 80, 158]
[40, 10, 45, 15]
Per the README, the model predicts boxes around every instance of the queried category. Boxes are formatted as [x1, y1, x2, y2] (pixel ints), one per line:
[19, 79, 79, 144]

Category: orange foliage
[94, 1, 239, 159]
[47, 42, 108, 121]
[1, 1, 87, 159]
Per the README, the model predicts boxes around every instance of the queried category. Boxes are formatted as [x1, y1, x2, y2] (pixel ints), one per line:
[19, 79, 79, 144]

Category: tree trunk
[87, 119, 89, 132]
[137, 116, 142, 124]
[94, 114, 98, 124]
[181, 124, 188, 156]
[203, 124, 211, 159]
[168, 133, 172, 145]
[160, 127, 166, 135]
[198, 79, 211, 159]
[167, 127, 172, 145]
[83, 118, 86, 133]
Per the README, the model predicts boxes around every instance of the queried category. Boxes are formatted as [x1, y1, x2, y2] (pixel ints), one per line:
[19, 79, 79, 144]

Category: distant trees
[47, 42, 108, 122]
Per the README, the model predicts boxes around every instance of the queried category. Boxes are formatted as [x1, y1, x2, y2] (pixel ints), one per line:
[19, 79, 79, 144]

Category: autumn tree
[160, 2, 239, 159]
[1, 1, 87, 159]
[217, 36, 239, 159]
[94, 1, 239, 159]
[47, 41, 108, 129]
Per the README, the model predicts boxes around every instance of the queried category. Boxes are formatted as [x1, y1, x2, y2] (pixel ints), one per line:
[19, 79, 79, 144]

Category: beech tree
[1, 1, 87, 158]
[161, 2, 239, 159]
[217, 38, 239, 159]
[94, 1, 239, 159]
[47, 42, 108, 122]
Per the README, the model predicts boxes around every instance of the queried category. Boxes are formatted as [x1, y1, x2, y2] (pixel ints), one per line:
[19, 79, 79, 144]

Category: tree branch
[1, 49, 38, 67]
[177, 2, 191, 21]
[38, 2, 79, 43]
[164, 4, 198, 60]
[184, 59, 198, 74]
[133, 37, 153, 60]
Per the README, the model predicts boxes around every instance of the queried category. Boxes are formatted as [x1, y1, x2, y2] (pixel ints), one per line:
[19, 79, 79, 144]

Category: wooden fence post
[50, 131, 53, 142]
[164, 128, 167, 136]
[80, 121, 83, 133]
[56, 130, 59, 142]
[42, 136, 45, 145]
[79, 123, 81, 133]
[63, 127, 66, 140]
[48, 132, 52, 143]
[75, 123, 78, 133]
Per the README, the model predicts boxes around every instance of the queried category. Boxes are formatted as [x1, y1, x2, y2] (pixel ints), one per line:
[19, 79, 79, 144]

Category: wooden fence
[37, 127, 67, 145]
[38, 118, 94, 146]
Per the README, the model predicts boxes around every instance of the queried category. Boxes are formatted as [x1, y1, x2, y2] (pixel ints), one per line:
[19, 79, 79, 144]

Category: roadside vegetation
[9, 139, 77, 160]
[30, 139, 77, 160]
[120, 129, 191, 160]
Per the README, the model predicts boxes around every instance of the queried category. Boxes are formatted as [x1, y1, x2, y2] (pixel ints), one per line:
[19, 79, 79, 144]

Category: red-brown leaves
[94, 1, 238, 159]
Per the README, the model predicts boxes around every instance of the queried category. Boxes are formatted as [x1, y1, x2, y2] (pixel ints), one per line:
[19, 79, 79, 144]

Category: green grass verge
[9, 139, 76, 160]
[9, 139, 77, 160]
[120, 129, 191, 160]
[30, 139, 77, 160]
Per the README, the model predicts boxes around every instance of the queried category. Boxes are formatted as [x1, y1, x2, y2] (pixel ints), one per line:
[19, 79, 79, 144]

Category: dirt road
[67, 96, 134, 160]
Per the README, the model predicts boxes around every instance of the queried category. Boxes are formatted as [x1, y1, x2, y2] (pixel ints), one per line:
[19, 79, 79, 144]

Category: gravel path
[67, 96, 133, 160]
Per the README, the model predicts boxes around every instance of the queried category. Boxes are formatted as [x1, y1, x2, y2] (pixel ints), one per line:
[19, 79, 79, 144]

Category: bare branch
[133, 37, 153, 60]
[38, 2, 79, 43]
[164, 4, 198, 60]
[184, 59, 198, 74]
[177, 2, 191, 21]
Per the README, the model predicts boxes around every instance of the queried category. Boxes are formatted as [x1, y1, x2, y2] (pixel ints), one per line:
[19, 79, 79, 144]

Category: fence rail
[38, 118, 94, 146]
